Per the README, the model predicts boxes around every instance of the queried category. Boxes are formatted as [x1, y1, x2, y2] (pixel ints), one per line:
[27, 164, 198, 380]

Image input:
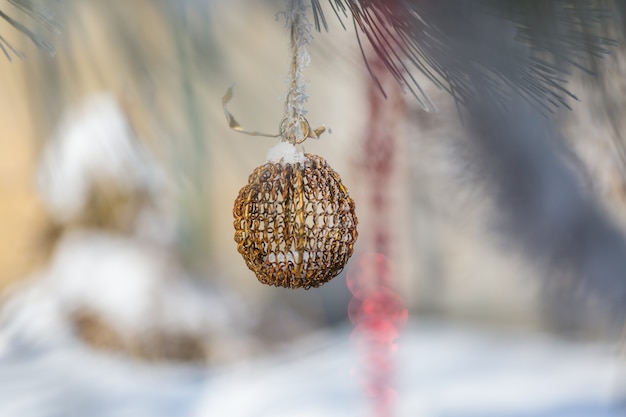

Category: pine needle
[0, 0, 59, 59]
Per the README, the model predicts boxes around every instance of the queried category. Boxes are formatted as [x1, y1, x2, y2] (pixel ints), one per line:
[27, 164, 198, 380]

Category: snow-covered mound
[0, 93, 251, 362]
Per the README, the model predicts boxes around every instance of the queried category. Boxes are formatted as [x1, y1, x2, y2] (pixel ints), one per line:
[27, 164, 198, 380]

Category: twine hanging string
[279, 0, 322, 144]
[222, 0, 324, 144]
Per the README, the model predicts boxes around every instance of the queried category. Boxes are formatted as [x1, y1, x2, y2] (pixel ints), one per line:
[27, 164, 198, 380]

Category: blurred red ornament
[348, 50, 407, 417]
[347, 253, 394, 299]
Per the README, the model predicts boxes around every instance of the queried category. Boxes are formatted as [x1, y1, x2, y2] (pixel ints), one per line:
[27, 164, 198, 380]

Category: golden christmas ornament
[226, 0, 358, 288]
[233, 149, 358, 289]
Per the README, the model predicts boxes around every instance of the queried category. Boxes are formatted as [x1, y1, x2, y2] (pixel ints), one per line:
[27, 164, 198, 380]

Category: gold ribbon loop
[223, 86, 326, 143]
[222, 86, 279, 138]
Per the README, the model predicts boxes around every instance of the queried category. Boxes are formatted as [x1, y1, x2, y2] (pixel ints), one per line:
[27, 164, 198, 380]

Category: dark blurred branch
[314, 0, 620, 113]
[469, 97, 626, 315]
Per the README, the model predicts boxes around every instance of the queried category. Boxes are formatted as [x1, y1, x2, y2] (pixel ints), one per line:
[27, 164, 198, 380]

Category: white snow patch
[37, 93, 176, 244]
[265, 141, 307, 165]
[37, 94, 161, 222]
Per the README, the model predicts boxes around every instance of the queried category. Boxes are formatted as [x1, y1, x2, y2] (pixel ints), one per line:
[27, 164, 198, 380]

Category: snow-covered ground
[0, 322, 623, 417]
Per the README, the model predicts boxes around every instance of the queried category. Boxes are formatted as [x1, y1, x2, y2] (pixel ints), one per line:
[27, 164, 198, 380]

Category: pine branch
[0, 0, 59, 58]
[313, 0, 621, 112]
[8, 0, 60, 33]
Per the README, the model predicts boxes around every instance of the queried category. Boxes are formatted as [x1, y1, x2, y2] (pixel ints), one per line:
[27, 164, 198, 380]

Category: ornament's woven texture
[234, 154, 358, 289]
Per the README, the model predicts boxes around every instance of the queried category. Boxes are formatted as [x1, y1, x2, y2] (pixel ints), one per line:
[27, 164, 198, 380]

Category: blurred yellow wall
[0, 55, 47, 291]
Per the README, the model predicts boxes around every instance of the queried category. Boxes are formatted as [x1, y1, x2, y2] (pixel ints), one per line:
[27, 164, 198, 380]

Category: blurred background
[0, 0, 625, 416]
